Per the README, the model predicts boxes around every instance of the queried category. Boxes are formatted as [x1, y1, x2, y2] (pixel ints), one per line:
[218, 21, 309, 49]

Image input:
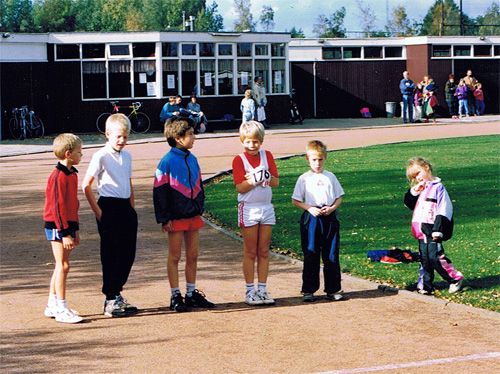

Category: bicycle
[9, 106, 45, 139]
[96, 101, 151, 134]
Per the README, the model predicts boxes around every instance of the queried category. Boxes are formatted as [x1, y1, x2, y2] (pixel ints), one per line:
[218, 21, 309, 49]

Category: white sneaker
[55, 309, 83, 323]
[256, 290, 275, 305]
[449, 279, 463, 294]
[245, 290, 264, 305]
[45, 305, 79, 318]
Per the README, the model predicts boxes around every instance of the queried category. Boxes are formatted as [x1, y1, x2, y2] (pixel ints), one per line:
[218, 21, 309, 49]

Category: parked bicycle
[289, 88, 303, 125]
[96, 101, 151, 134]
[9, 106, 45, 139]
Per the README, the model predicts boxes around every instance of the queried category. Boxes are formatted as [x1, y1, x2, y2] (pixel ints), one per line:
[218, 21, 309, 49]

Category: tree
[385, 5, 415, 36]
[1, 0, 35, 32]
[289, 26, 305, 38]
[32, 0, 77, 32]
[312, 7, 346, 38]
[259, 5, 274, 32]
[477, 2, 500, 36]
[420, 0, 475, 36]
[233, 0, 256, 32]
[356, 0, 377, 37]
[196, 1, 224, 32]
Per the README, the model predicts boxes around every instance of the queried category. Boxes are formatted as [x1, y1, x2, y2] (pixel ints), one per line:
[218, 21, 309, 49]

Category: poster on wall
[274, 71, 282, 85]
[167, 75, 175, 89]
[139, 73, 147, 84]
[205, 72, 212, 87]
[147, 82, 156, 96]
[241, 72, 248, 86]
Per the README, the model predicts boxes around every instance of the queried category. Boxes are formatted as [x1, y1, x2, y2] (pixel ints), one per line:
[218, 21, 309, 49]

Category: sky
[212, 0, 496, 37]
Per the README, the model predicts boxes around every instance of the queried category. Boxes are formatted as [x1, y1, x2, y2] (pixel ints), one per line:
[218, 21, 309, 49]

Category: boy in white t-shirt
[292, 140, 345, 302]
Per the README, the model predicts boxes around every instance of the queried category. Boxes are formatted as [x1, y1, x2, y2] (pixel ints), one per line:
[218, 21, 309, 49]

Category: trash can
[385, 102, 396, 118]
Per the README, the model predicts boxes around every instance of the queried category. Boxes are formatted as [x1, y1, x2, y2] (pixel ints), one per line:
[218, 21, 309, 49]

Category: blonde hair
[306, 140, 327, 158]
[244, 89, 252, 99]
[239, 120, 265, 142]
[106, 113, 130, 133]
[406, 157, 434, 184]
[164, 116, 195, 147]
[53, 133, 82, 160]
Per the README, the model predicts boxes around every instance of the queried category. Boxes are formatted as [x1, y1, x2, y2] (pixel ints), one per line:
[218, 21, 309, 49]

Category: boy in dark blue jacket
[153, 116, 214, 312]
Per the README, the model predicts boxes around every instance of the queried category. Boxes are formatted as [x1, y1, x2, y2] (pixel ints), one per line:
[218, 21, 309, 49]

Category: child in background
[240, 89, 255, 124]
[292, 140, 344, 302]
[444, 74, 458, 119]
[455, 79, 469, 119]
[82, 114, 139, 317]
[44, 133, 84, 323]
[423, 84, 438, 123]
[232, 121, 279, 305]
[404, 157, 464, 295]
[413, 83, 424, 122]
[473, 83, 485, 116]
[153, 116, 215, 312]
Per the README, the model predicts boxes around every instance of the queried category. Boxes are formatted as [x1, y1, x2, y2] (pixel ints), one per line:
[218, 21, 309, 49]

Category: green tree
[259, 5, 274, 32]
[1, 0, 35, 32]
[477, 2, 500, 36]
[138, 0, 205, 31]
[32, 0, 77, 32]
[356, 0, 377, 37]
[233, 0, 256, 32]
[385, 5, 415, 36]
[289, 26, 305, 38]
[312, 7, 346, 38]
[420, 0, 476, 36]
[196, 1, 224, 32]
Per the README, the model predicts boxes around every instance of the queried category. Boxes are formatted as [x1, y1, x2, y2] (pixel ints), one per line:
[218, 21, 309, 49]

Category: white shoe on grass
[449, 279, 463, 294]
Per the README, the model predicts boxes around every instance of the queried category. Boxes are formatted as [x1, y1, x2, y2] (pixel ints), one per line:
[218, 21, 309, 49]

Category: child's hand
[308, 206, 323, 217]
[320, 206, 334, 216]
[62, 236, 75, 250]
[413, 181, 426, 193]
[162, 221, 173, 233]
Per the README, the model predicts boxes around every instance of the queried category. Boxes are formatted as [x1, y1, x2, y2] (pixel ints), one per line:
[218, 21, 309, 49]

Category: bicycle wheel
[130, 112, 150, 133]
[31, 115, 45, 138]
[9, 117, 23, 140]
[96, 113, 111, 134]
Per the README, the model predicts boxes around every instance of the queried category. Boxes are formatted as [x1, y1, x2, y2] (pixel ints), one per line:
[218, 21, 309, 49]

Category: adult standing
[463, 69, 478, 116]
[252, 76, 269, 128]
[399, 71, 415, 123]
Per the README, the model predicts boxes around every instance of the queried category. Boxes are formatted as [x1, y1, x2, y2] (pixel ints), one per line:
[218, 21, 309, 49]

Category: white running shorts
[238, 202, 276, 228]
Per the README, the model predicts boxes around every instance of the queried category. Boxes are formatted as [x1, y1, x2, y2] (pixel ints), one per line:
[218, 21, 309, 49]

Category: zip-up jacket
[153, 147, 204, 224]
[455, 85, 468, 100]
[404, 178, 453, 241]
[43, 163, 79, 236]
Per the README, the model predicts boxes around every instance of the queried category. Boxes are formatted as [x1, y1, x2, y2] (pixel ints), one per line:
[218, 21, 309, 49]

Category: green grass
[204, 135, 500, 312]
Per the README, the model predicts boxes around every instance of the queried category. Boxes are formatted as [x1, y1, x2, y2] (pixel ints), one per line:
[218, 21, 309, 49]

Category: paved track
[1, 119, 499, 373]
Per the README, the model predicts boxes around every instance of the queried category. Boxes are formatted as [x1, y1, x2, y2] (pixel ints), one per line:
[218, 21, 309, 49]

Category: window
[82, 44, 105, 59]
[343, 47, 361, 59]
[255, 59, 269, 92]
[474, 45, 491, 57]
[364, 47, 382, 58]
[218, 60, 233, 95]
[109, 61, 131, 98]
[385, 47, 402, 58]
[237, 59, 252, 94]
[134, 61, 156, 97]
[272, 59, 286, 94]
[432, 45, 451, 57]
[133, 43, 155, 58]
[237, 43, 252, 57]
[162, 60, 178, 97]
[162, 42, 178, 57]
[56, 44, 80, 60]
[200, 43, 215, 57]
[181, 60, 197, 95]
[255, 44, 268, 56]
[200, 59, 215, 95]
[495, 45, 500, 56]
[182, 44, 197, 56]
[322, 47, 341, 59]
[218, 44, 233, 56]
[82, 61, 106, 98]
[109, 44, 130, 57]
[454, 46, 471, 56]
[271, 43, 285, 57]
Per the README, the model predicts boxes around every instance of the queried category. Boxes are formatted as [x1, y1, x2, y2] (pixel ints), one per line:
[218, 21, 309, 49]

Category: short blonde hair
[244, 89, 252, 99]
[406, 156, 434, 184]
[239, 121, 265, 142]
[306, 140, 327, 158]
[53, 133, 82, 160]
[106, 113, 130, 133]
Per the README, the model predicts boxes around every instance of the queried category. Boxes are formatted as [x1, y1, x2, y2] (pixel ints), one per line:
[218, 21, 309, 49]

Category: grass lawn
[204, 135, 500, 312]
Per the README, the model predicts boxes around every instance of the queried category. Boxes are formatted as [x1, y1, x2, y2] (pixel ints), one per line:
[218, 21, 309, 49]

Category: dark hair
[449, 74, 454, 79]
[164, 116, 195, 147]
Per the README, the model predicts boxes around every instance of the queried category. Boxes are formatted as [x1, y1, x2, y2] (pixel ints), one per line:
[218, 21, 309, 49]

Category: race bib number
[251, 167, 271, 187]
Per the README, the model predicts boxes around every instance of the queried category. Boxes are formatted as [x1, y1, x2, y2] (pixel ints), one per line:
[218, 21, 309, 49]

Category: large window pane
[255, 59, 269, 92]
[433, 45, 451, 57]
[385, 46, 402, 58]
[272, 59, 285, 94]
[109, 61, 131, 98]
[323, 47, 341, 59]
[56, 44, 80, 60]
[344, 47, 361, 58]
[181, 60, 197, 96]
[237, 59, 252, 94]
[364, 47, 382, 58]
[133, 43, 156, 57]
[162, 60, 179, 97]
[134, 60, 156, 97]
[474, 45, 491, 56]
[200, 59, 215, 95]
[218, 59, 233, 95]
[82, 61, 106, 99]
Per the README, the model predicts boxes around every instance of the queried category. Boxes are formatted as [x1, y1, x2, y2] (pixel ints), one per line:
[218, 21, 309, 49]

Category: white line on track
[313, 352, 500, 374]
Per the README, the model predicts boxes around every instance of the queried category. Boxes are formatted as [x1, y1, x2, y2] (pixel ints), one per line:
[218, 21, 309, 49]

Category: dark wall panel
[291, 63, 315, 118]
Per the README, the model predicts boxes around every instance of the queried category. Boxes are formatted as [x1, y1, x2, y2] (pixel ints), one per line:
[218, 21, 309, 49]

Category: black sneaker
[104, 299, 126, 317]
[185, 289, 215, 308]
[170, 292, 188, 312]
[115, 295, 138, 314]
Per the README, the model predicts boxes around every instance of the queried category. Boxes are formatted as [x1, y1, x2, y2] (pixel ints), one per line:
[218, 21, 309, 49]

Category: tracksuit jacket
[153, 147, 204, 224]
